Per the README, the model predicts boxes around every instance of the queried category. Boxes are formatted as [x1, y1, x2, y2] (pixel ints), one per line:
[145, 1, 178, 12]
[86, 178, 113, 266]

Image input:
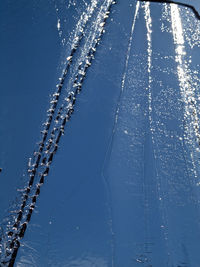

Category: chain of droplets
[1, 1, 99, 249]
[1, 1, 116, 266]
[0, 4, 96, 263]
[0, 0, 99, 260]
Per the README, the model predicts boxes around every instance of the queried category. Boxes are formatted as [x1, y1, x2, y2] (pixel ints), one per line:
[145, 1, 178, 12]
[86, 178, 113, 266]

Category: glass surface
[1, 0, 200, 266]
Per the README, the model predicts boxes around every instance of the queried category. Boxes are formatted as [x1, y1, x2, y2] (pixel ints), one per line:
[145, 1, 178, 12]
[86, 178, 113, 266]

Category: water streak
[144, 2, 172, 263]
[101, 3, 140, 266]
[0, 0, 116, 265]
[171, 4, 200, 182]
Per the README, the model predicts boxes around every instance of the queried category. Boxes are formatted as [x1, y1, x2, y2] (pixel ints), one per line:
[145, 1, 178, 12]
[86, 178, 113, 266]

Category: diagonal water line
[101, 2, 140, 267]
[143, 2, 172, 264]
[0, 1, 117, 266]
[2, 0, 99, 246]
[102, 1, 140, 173]
[170, 3, 200, 182]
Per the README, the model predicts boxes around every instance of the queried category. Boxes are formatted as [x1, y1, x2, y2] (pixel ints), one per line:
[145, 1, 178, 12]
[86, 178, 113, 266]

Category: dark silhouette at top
[140, 0, 200, 20]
